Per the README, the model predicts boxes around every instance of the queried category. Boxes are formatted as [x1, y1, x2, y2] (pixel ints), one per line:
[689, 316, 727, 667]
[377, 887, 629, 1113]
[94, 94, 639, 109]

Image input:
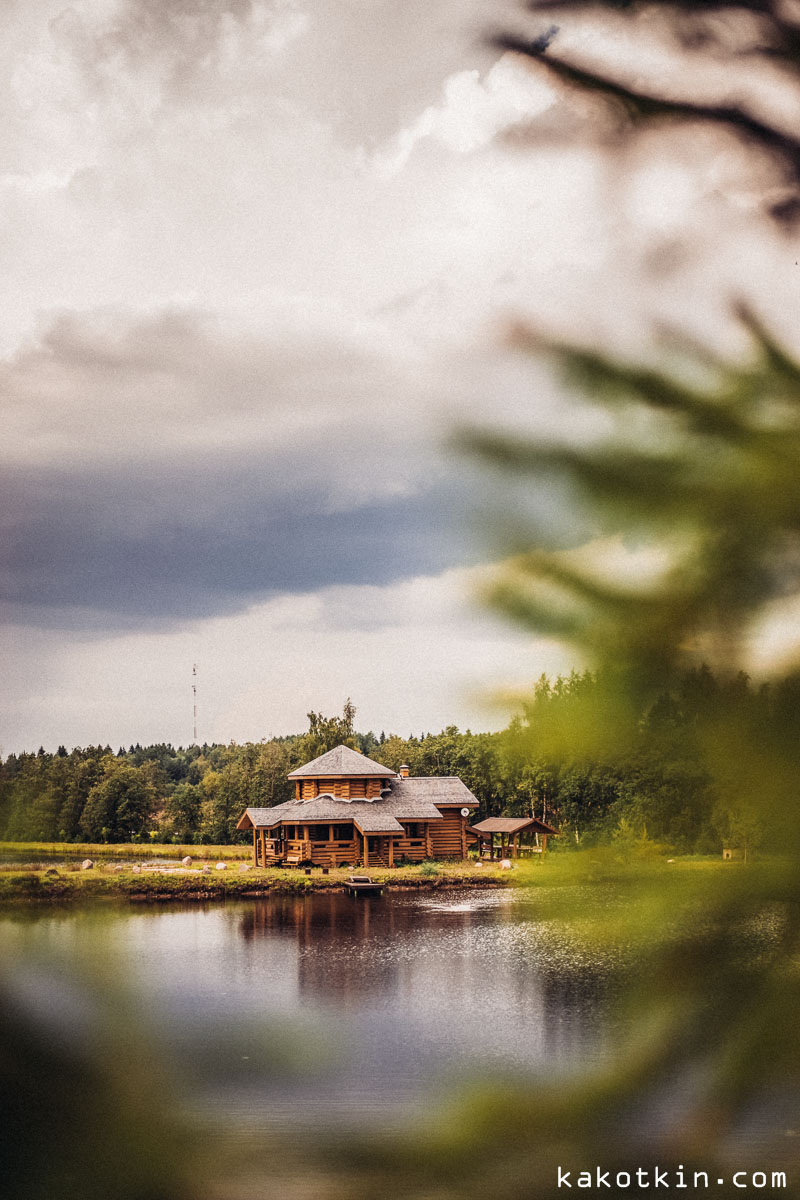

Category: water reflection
[1, 888, 615, 1140]
[235, 889, 612, 1075]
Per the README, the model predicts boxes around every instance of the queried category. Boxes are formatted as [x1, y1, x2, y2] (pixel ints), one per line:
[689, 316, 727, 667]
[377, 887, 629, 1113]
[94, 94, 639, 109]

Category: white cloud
[0, 564, 572, 753]
[3, 0, 799, 756]
[0, 304, 426, 470]
[374, 55, 555, 176]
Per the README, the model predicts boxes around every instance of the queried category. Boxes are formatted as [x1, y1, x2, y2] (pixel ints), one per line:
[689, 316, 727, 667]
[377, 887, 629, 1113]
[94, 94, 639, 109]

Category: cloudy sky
[1, 0, 795, 753]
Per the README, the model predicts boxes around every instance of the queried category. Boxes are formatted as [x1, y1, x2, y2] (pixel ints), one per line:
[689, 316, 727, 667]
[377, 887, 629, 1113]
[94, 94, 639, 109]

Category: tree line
[1, 671, 794, 852]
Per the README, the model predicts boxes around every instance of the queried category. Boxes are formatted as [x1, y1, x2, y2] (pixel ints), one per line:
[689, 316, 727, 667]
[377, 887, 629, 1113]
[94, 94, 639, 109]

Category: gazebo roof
[470, 816, 560, 836]
[287, 744, 392, 779]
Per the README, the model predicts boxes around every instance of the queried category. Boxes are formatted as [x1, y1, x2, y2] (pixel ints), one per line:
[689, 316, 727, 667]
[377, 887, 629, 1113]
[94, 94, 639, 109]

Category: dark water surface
[1, 888, 618, 1140]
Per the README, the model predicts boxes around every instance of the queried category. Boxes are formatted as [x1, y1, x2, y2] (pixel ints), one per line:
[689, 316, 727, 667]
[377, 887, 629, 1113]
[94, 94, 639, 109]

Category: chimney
[399, 764, 409, 778]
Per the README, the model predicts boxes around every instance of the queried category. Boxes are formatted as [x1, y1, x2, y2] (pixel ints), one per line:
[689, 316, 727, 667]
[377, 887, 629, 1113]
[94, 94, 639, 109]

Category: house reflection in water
[237, 891, 612, 1072]
[239, 892, 411, 998]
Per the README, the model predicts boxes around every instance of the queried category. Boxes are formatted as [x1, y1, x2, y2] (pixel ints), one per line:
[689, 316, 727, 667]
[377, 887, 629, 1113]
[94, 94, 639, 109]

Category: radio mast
[192, 663, 198, 745]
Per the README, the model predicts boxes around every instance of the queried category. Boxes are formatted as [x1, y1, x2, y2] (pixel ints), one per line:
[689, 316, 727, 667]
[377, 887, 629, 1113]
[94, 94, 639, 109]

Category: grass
[0, 841, 736, 907]
[0, 840, 252, 861]
[0, 852, 516, 905]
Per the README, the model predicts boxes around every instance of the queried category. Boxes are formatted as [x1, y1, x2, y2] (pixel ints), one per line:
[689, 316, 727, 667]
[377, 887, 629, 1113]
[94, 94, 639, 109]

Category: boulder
[215, 862, 227, 871]
[202, 865, 211, 874]
[239, 863, 251, 872]
[131, 865, 141, 874]
[500, 859, 513, 871]
[81, 859, 94, 870]
[181, 856, 192, 867]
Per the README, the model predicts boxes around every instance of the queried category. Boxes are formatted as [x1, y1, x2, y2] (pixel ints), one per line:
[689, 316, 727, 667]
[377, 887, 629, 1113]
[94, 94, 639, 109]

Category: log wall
[297, 776, 388, 800]
[393, 833, 428, 862]
[252, 808, 472, 867]
[429, 809, 467, 859]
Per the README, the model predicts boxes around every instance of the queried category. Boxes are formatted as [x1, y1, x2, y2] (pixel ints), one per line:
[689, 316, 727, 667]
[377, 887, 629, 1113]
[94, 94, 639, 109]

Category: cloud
[0, 563, 574, 753]
[41, 0, 309, 117]
[3, 0, 798, 756]
[0, 305, 480, 629]
[374, 55, 555, 176]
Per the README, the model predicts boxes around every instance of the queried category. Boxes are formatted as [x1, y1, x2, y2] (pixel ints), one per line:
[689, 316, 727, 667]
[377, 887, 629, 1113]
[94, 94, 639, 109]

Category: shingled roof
[237, 791, 440, 833]
[392, 776, 478, 807]
[470, 816, 560, 836]
[287, 744, 393, 778]
[237, 775, 477, 833]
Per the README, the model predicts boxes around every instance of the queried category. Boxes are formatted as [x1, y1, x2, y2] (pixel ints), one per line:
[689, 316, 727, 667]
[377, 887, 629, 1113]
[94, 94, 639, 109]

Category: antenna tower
[192, 664, 198, 744]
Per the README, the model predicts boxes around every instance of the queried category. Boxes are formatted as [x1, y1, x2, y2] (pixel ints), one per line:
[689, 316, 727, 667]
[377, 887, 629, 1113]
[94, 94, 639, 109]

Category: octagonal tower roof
[287, 744, 394, 779]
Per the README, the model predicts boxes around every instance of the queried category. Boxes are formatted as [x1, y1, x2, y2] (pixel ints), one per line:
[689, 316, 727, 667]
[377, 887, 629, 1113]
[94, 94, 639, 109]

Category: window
[333, 824, 353, 841]
[308, 825, 330, 842]
[405, 822, 422, 839]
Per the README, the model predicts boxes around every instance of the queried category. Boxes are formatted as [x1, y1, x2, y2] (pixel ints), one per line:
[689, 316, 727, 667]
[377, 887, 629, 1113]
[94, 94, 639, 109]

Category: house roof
[238, 794, 439, 831]
[287, 744, 393, 778]
[237, 776, 477, 833]
[470, 816, 560, 836]
[393, 776, 478, 807]
[351, 812, 405, 834]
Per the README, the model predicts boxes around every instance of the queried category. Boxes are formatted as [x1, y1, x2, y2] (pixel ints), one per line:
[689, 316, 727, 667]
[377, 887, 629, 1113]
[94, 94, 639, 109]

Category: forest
[2, 671, 796, 853]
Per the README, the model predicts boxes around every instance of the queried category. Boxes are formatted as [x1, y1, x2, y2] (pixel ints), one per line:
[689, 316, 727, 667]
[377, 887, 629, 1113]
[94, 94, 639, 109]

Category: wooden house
[237, 744, 478, 868]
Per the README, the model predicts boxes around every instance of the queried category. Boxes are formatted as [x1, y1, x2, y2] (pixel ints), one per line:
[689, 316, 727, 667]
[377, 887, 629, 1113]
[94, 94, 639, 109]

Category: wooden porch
[251, 823, 436, 869]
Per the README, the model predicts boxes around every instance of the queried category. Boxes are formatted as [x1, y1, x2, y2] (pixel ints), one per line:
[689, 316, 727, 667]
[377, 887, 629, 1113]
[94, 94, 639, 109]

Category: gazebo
[469, 816, 560, 859]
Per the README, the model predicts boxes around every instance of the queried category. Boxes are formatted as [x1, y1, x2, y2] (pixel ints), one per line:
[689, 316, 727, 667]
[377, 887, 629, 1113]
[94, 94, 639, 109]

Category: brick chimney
[399, 764, 409, 778]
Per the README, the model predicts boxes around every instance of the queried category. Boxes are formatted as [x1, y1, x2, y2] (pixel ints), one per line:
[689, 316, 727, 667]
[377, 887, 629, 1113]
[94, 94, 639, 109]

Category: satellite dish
[460, 808, 470, 818]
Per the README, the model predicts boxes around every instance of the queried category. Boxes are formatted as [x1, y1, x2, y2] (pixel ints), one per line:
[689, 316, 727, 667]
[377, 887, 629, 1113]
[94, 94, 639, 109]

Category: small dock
[345, 875, 384, 896]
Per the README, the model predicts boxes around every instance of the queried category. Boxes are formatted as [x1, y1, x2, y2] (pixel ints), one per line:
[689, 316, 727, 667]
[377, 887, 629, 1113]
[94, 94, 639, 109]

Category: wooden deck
[252, 822, 468, 869]
[344, 875, 384, 895]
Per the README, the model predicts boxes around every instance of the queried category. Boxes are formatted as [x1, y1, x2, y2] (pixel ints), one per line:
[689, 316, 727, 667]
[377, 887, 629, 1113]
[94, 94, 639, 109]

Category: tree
[79, 761, 156, 843]
[325, 4, 800, 1196]
[297, 698, 358, 759]
[160, 783, 202, 844]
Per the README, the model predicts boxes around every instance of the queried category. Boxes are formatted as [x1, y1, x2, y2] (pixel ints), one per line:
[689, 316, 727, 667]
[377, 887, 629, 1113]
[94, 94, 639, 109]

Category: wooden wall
[429, 809, 467, 859]
[253, 808, 471, 867]
[297, 777, 387, 800]
[393, 832, 429, 862]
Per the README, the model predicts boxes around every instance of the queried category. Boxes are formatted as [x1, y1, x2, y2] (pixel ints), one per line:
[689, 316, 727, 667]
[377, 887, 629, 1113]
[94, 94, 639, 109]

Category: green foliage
[79, 760, 157, 843]
[334, 2, 800, 1193]
[0, 951, 194, 1200]
[467, 312, 800, 694]
[298, 697, 358, 758]
[2, 665, 783, 853]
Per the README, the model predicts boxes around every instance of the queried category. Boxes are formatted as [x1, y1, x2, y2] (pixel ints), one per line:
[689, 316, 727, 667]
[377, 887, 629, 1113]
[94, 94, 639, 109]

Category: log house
[237, 744, 478, 868]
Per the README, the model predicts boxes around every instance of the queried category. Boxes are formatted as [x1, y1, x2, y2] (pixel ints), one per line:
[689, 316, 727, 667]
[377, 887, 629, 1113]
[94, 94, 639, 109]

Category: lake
[3, 883, 797, 1199]
[1, 887, 617, 1139]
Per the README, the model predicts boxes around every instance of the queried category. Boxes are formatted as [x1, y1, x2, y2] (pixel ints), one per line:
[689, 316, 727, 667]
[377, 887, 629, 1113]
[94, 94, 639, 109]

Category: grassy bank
[0, 841, 734, 907]
[0, 840, 251, 862]
[0, 857, 513, 905]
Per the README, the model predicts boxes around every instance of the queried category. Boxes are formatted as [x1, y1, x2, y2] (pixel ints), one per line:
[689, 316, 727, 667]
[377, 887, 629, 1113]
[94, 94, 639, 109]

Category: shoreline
[0, 861, 516, 905]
